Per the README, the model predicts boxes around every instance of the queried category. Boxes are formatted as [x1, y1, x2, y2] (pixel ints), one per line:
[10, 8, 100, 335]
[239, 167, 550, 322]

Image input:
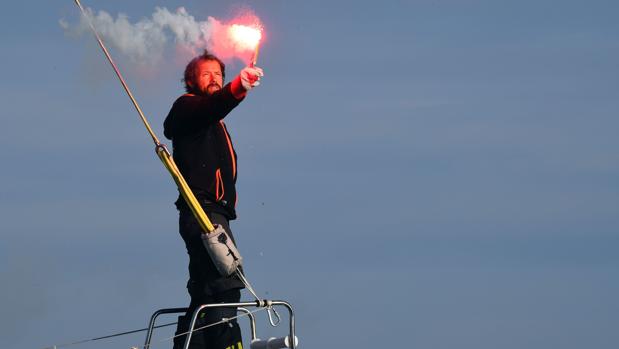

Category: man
[164, 50, 263, 349]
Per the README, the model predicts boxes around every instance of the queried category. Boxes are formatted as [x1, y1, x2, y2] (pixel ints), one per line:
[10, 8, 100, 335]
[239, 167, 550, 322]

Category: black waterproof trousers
[173, 207, 244, 349]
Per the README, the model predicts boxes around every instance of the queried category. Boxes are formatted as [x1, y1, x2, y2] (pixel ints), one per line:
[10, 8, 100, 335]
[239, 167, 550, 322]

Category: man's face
[193, 59, 223, 95]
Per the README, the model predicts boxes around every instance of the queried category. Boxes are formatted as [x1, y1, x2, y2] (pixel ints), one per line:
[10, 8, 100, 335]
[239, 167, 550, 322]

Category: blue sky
[1, 1, 618, 348]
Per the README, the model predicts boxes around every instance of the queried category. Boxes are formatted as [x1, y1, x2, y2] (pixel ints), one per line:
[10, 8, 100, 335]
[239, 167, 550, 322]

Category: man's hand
[231, 66, 264, 99]
[240, 66, 264, 91]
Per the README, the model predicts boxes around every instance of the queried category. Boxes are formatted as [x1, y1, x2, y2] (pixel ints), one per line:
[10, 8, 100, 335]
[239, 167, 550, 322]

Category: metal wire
[43, 305, 267, 349]
[42, 321, 177, 349]
[73, 0, 160, 145]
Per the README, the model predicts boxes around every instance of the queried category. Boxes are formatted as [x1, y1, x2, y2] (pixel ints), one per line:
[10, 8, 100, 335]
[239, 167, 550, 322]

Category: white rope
[234, 270, 283, 328]
[236, 269, 261, 301]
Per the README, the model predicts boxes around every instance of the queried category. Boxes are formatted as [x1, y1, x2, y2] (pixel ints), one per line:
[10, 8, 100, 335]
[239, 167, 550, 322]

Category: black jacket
[163, 83, 244, 219]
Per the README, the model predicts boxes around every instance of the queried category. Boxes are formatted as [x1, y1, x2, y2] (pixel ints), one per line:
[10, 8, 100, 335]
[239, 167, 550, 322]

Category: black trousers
[173, 289, 243, 349]
[174, 208, 244, 349]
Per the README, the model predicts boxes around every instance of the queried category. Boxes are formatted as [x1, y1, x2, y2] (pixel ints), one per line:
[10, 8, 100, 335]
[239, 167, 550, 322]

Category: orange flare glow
[209, 10, 265, 65]
[229, 24, 262, 50]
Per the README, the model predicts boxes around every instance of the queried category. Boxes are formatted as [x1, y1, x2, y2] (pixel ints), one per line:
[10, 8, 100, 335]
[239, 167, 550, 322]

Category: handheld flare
[229, 24, 262, 67]
[252, 42, 261, 68]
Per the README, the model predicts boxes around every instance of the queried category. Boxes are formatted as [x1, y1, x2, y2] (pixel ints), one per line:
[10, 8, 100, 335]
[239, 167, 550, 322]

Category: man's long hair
[183, 50, 226, 94]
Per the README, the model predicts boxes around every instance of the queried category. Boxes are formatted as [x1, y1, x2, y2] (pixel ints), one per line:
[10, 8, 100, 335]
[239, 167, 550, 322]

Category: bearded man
[164, 50, 263, 349]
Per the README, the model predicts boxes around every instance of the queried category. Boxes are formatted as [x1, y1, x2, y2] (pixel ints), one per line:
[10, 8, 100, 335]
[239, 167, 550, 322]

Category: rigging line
[73, 0, 159, 144]
[43, 321, 177, 349]
[46, 305, 265, 349]
[236, 269, 260, 301]
[73, 0, 217, 234]
[137, 306, 267, 349]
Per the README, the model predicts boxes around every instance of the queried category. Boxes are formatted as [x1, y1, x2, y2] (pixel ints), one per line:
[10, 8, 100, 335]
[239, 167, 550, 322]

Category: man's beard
[205, 83, 222, 95]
